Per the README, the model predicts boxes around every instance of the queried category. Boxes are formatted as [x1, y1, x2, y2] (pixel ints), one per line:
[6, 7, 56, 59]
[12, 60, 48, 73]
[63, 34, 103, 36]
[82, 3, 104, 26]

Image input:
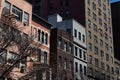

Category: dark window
[38, 30, 41, 42]
[45, 33, 48, 45]
[4, 1, 11, 14]
[37, 49, 41, 61]
[75, 62, 78, 72]
[75, 46, 78, 56]
[84, 66, 86, 76]
[12, 6, 22, 21]
[24, 12, 29, 26]
[42, 31, 44, 43]
[79, 32, 81, 40]
[79, 49, 82, 58]
[74, 29, 77, 38]
[44, 52, 47, 64]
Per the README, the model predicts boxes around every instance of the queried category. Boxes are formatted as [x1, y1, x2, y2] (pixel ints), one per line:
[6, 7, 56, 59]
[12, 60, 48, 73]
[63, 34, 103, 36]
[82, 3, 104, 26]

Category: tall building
[48, 0, 115, 80]
[48, 14, 87, 80]
[114, 58, 120, 80]
[111, 1, 120, 60]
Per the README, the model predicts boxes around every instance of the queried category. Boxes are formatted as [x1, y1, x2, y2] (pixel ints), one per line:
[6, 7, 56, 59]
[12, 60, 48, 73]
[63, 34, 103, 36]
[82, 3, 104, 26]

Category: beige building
[114, 58, 120, 80]
[86, 0, 115, 80]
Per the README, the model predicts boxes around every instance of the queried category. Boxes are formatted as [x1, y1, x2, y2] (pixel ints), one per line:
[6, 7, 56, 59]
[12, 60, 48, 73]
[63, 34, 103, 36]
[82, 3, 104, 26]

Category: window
[89, 68, 93, 75]
[93, 24, 97, 32]
[98, 8, 102, 16]
[69, 61, 72, 71]
[108, 18, 110, 24]
[106, 64, 110, 72]
[101, 73, 105, 80]
[44, 33, 48, 45]
[78, 32, 81, 40]
[24, 12, 29, 26]
[4, 1, 10, 14]
[69, 45, 72, 54]
[58, 56, 62, 67]
[93, 13, 97, 21]
[110, 57, 113, 63]
[104, 23, 107, 31]
[95, 70, 99, 78]
[88, 43, 92, 50]
[94, 35, 98, 43]
[87, 0, 90, 5]
[95, 58, 99, 66]
[12, 6, 22, 21]
[64, 59, 67, 69]
[89, 55, 92, 64]
[104, 33, 108, 40]
[92, 2, 96, 10]
[42, 31, 44, 43]
[110, 47, 112, 53]
[109, 37, 112, 43]
[36, 49, 41, 61]
[111, 67, 114, 74]
[88, 8, 91, 16]
[103, 4, 106, 11]
[105, 43, 108, 50]
[64, 42, 67, 51]
[94, 46, 98, 54]
[38, 30, 41, 42]
[101, 62, 105, 69]
[58, 39, 62, 49]
[88, 31, 91, 39]
[44, 52, 47, 64]
[31, 27, 37, 39]
[88, 19, 91, 28]
[99, 18, 102, 26]
[98, 0, 101, 6]
[103, 13, 106, 21]
[83, 51, 86, 60]
[79, 49, 82, 58]
[100, 39, 103, 46]
[0, 50, 7, 64]
[99, 29, 103, 37]
[82, 35, 85, 42]
[100, 50, 104, 57]
[75, 62, 78, 72]
[80, 64, 82, 73]
[75, 46, 78, 56]
[109, 27, 111, 33]
[106, 54, 109, 61]
[74, 29, 77, 38]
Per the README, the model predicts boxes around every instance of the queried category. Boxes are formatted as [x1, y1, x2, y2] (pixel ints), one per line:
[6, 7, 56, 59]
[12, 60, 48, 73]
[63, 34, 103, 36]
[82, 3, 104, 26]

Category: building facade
[111, 1, 120, 60]
[47, 0, 115, 79]
[0, 0, 32, 79]
[22, 14, 51, 80]
[48, 14, 87, 80]
[85, 0, 114, 79]
[50, 28, 74, 80]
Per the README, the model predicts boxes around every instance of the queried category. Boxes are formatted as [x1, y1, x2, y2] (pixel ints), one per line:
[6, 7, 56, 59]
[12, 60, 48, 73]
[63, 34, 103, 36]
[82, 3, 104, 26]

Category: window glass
[12, 6, 22, 21]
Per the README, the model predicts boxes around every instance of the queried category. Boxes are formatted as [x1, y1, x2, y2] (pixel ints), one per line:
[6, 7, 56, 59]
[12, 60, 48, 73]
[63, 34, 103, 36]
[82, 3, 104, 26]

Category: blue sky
[111, 0, 120, 3]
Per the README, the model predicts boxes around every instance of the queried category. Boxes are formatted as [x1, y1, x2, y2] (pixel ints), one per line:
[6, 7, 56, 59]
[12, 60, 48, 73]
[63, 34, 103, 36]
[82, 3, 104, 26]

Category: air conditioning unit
[23, 22, 28, 26]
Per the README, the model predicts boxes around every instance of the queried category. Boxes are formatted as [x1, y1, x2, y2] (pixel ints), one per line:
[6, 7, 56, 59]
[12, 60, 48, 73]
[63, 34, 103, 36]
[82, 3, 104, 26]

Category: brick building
[0, 0, 32, 79]
[48, 14, 87, 80]
[50, 28, 74, 80]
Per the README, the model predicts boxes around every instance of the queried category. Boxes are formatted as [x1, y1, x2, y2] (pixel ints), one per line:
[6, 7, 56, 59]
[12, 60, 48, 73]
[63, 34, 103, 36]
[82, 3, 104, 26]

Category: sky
[111, 0, 120, 3]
